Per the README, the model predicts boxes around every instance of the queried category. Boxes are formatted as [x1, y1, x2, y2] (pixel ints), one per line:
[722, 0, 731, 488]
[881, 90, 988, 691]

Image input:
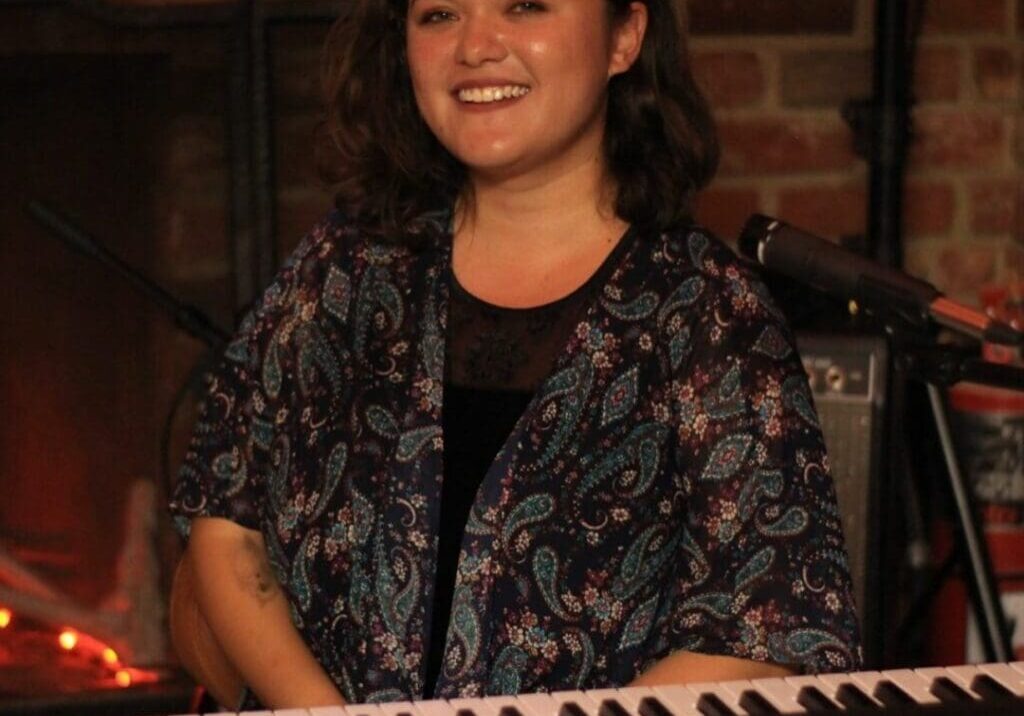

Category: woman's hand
[170, 517, 346, 709]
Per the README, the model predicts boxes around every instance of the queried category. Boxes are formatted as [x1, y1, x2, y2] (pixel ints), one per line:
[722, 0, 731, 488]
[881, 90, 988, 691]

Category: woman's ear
[608, 2, 649, 77]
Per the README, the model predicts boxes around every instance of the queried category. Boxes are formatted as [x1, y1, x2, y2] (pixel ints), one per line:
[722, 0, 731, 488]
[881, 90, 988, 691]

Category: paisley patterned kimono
[170, 210, 861, 703]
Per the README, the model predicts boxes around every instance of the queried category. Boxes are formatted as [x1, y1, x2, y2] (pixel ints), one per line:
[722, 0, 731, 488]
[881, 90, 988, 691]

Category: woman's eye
[417, 9, 456, 24]
[510, 1, 546, 13]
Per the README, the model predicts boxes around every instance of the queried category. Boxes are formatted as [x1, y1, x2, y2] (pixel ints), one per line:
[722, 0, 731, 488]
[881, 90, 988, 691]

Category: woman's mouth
[456, 85, 531, 104]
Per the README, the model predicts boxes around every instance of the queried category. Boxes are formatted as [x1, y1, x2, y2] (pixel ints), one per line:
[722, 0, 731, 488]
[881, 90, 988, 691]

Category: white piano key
[378, 701, 419, 716]
[784, 675, 846, 711]
[482, 695, 530, 716]
[915, 665, 982, 700]
[747, 676, 805, 713]
[347, 704, 386, 716]
[411, 698, 460, 716]
[609, 686, 658, 709]
[550, 690, 602, 716]
[449, 697, 503, 716]
[513, 691, 560, 716]
[1011, 662, 1024, 678]
[309, 707, 348, 716]
[817, 670, 884, 707]
[685, 680, 752, 714]
[877, 668, 941, 705]
[977, 662, 1024, 696]
[649, 684, 703, 716]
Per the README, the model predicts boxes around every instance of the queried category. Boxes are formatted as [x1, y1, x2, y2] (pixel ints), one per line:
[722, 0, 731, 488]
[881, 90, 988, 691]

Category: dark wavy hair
[317, 0, 719, 241]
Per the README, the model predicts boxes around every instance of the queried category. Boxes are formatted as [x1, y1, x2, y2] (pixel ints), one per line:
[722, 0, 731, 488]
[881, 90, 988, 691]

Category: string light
[102, 647, 119, 665]
[58, 629, 78, 651]
[115, 669, 132, 687]
[0, 608, 11, 628]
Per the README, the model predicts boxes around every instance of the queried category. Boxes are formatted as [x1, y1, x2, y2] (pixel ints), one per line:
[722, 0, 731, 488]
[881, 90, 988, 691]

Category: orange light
[58, 629, 78, 651]
[115, 669, 132, 687]
[102, 647, 119, 665]
[0, 608, 11, 628]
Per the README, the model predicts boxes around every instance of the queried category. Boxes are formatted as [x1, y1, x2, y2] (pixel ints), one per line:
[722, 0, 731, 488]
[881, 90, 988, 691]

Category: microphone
[738, 214, 1023, 347]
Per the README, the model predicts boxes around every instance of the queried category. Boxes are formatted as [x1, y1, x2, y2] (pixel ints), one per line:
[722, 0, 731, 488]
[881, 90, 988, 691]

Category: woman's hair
[317, 0, 719, 241]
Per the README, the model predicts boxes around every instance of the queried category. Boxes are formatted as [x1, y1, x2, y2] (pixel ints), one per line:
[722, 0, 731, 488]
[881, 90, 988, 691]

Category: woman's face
[406, 0, 646, 184]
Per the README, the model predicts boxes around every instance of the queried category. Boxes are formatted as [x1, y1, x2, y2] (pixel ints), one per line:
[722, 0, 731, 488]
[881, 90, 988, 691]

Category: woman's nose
[455, 17, 508, 66]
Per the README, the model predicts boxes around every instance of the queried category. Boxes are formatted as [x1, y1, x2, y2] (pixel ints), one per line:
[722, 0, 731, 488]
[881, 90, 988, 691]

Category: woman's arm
[628, 650, 794, 687]
[170, 516, 346, 709]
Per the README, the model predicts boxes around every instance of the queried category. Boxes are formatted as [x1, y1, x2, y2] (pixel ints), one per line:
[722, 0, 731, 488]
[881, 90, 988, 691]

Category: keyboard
[171, 662, 1024, 715]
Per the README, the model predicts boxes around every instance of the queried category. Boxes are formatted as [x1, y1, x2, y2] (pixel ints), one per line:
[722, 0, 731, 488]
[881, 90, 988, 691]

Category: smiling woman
[168, 0, 862, 710]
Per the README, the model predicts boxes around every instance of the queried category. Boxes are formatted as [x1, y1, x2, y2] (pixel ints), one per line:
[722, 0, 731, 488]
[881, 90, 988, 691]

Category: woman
[169, 0, 861, 709]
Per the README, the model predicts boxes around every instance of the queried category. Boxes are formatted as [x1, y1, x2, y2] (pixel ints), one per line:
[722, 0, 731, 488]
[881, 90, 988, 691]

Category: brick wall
[690, 0, 1023, 303]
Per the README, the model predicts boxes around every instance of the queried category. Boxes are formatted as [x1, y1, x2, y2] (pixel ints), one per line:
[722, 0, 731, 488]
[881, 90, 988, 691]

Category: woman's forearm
[181, 517, 346, 708]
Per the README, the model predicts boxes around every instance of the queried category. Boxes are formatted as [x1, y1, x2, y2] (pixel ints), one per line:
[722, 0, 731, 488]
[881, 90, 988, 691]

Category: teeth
[457, 85, 530, 103]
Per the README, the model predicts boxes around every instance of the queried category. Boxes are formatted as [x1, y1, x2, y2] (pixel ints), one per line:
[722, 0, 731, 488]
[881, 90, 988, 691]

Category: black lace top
[428, 227, 638, 695]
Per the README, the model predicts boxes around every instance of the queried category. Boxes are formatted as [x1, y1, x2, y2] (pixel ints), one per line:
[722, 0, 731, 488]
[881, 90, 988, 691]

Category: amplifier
[796, 332, 889, 664]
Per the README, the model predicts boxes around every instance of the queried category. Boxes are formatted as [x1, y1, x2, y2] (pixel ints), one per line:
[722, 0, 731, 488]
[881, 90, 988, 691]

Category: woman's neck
[451, 157, 629, 308]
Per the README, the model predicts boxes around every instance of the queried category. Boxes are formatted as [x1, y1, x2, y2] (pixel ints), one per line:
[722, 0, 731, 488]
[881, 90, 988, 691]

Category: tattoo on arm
[233, 534, 281, 604]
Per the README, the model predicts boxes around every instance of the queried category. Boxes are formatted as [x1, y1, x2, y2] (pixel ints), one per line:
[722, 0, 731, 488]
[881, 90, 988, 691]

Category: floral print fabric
[169, 211, 861, 703]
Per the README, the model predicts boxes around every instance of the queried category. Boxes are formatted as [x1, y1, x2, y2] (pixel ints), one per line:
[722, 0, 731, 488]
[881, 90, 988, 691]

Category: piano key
[969, 673, 1019, 702]
[876, 669, 941, 705]
[596, 698, 632, 716]
[348, 704, 386, 716]
[450, 699, 501, 716]
[513, 692, 560, 716]
[817, 671, 884, 709]
[687, 681, 748, 715]
[871, 680, 917, 708]
[978, 662, 1024, 696]
[1011, 662, 1024, 678]
[916, 665, 982, 692]
[735, 689, 781, 716]
[378, 701, 420, 716]
[611, 687, 659, 710]
[309, 707, 348, 716]
[550, 691, 601, 716]
[929, 675, 978, 703]
[411, 698, 461, 716]
[747, 676, 807, 713]
[650, 684, 704, 716]
[693, 691, 738, 716]
[793, 684, 841, 713]
[275, 710, 316, 716]
[558, 701, 592, 716]
[636, 695, 676, 716]
[784, 675, 844, 711]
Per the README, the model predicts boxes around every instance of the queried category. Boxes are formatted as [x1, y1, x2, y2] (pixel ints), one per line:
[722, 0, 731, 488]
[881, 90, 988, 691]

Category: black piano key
[457, 709, 478, 716]
[599, 699, 632, 716]
[969, 674, 1017, 701]
[638, 696, 674, 716]
[695, 692, 737, 716]
[559, 701, 590, 716]
[835, 682, 881, 710]
[795, 685, 842, 713]
[397, 712, 416, 716]
[930, 676, 976, 703]
[872, 680, 917, 708]
[737, 689, 781, 715]
[499, 707, 525, 716]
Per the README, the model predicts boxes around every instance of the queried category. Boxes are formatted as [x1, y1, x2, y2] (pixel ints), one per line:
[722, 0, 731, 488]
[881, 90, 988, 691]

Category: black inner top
[425, 227, 635, 696]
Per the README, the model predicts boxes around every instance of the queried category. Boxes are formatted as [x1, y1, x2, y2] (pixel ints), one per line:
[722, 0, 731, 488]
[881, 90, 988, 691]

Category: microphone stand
[882, 323, 1020, 664]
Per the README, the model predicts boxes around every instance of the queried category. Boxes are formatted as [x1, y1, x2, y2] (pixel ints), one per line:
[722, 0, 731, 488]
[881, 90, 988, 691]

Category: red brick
[974, 47, 1020, 101]
[904, 181, 957, 236]
[692, 51, 765, 109]
[694, 186, 761, 241]
[910, 111, 1007, 169]
[689, 0, 855, 35]
[969, 178, 1022, 234]
[922, 0, 1008, 34]
[717, 116, 858, 175]
[777, 184, 865, 238]
[915, 46, 962, 103]
[936, 245, 998, 297]
[903, 240, 938, 283]
[780, 51, 869, 108]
